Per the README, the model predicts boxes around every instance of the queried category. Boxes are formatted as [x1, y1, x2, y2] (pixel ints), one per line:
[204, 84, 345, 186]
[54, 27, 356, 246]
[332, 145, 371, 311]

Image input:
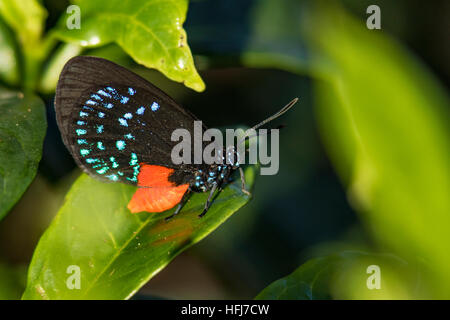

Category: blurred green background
[0, 0, 448, 299]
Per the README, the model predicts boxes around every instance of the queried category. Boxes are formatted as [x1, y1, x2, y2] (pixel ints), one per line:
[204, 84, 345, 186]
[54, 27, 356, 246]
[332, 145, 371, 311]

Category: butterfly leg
[199, 183, 218, 218]
[165, 188, 191, 221]
[239, 167, 251, 196]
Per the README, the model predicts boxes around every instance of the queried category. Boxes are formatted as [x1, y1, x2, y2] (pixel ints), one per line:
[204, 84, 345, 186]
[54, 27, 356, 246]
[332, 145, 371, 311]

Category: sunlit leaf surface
[0, 0, 46, 45]
[54, 0, 205, 92]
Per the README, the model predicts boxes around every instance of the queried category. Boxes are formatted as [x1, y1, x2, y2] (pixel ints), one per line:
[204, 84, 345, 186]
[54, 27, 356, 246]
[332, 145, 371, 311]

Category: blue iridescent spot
[76, 129, 87, 136]
[106, 87, 120, 99]
[96, 125, 104, 133]
[80, 149, 90, 156]
[86, 100, 97, 105]
[128, 88, 136, 95]
[120, 96, 129, 104]
[130, 153, 138, 166]
[105, 103, 113, 109]
[110, 156, 119, 168]
[127, 164, 140, 182]
[91, 94, 103, 101]
[96, 167, 109, 174]
[77, 139, 87, 145]
[151, 102, 160, 112]
[80, 111, 89, 117]
[77, 120, 86, 126]
[86, 158, 99, 164]
[209, 172, 215, 176]
[118, 171, 124, 176]
[83, 106, 94, 111]
[106, 174, 118, 181]
[124, 133, 135, 140]
[98, 89, 111, 98]
[118, 118, 128, 127]
[196, 176, 201, 180]
[97, 141, 105, 150]
[124, 112, 133, 119]
[116, 140, 126, 150]
[98, 112, 105, 118]
[136, 106, 145, 115]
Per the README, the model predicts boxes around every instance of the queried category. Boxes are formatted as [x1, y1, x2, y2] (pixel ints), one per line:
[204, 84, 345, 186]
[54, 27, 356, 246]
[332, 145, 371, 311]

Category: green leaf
[39, 43, 83, 94]
[256, 255, 334, 300]
[242, 0, 450, 298]
[0, 88, 46, 220]
[54, 0, 205, 92]
[0, 0, 46, 46]
[255, 251, 420, 300]
[0, 17, 19, 85]
[22, 166, 256, 299]
[309, 5, 450, 297]
[242, 0, 313, 75]
[0, 0, 51, 90]
[0, 262, 27, 299]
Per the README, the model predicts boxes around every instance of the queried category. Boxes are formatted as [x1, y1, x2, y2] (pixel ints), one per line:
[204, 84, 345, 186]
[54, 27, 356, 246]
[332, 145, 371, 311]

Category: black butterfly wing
[55, 56, 206, 186]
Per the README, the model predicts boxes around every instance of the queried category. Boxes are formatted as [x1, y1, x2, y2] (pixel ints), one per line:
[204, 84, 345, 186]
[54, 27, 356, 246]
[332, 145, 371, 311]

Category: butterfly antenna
[250, 98, 298, 132]
[238, 98, 298, 147]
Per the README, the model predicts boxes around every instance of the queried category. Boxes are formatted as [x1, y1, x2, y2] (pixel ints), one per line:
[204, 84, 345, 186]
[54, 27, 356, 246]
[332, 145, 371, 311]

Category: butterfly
[55, 56, 297, 220]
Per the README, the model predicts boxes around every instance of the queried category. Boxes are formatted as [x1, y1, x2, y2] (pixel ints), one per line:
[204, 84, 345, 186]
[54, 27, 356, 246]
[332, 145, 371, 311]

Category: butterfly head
[190, 147, 240, 193]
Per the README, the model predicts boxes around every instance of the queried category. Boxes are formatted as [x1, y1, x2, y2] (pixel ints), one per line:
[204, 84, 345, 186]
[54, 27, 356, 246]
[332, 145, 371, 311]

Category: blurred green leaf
[0, 0, 46, 45]
[0, 0, 52, 90]
[39, 42, 82, 93]
[242, 0, 313, 75]
[255, 251, 420, 300]
[0, 88, 46, 221]
[0, 262, 27, 299]
[310, 5, 450, 297]
[256, 254, 334, 300]
[241, 0, 450, 298]
[53, 0, 205, 92]
[0, 17, 19, 85]
[22, 166, 255, 299]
